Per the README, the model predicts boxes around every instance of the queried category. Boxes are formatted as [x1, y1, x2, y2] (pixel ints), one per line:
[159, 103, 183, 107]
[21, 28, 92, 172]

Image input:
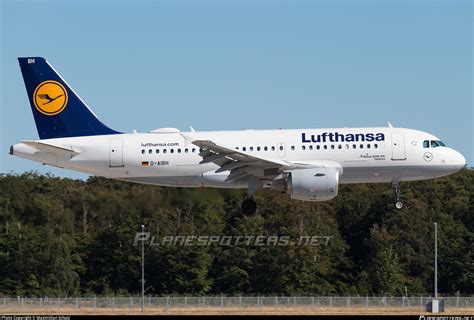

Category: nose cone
[450, 149, 466, 171]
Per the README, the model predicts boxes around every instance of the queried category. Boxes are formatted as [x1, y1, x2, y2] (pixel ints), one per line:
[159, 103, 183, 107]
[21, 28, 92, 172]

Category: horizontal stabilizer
[20, 140, 80, 156]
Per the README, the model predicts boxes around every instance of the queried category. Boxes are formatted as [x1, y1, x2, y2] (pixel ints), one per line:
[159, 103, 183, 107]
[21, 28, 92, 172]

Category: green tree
[366, 225, 406, 295]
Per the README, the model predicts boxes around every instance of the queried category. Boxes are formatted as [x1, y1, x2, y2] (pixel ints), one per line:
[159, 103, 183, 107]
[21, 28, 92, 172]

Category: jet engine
[271, 167, 340, 201]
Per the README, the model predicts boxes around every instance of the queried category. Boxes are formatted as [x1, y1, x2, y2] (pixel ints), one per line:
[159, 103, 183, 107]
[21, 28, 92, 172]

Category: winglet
[180, 132, 196, 144]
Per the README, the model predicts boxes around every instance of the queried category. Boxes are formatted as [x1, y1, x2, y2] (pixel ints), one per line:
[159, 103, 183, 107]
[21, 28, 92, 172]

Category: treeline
[0, 170, 472, 297]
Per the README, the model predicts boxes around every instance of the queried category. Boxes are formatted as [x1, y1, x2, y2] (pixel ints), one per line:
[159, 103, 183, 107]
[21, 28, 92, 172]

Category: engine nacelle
[286, 167, 339, 201]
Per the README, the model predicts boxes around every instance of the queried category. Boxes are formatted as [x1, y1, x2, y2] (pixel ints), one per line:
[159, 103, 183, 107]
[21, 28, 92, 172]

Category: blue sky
[1, 0, 472, 180]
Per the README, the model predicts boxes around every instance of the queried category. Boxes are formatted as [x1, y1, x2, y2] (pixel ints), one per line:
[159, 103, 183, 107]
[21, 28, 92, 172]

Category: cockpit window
[431, 140, 446, 148]
[423, 140, 446, 148]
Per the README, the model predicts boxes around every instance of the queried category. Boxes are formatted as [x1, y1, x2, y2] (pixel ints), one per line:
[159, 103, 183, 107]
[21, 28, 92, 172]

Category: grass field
[2, 306, 473, 315]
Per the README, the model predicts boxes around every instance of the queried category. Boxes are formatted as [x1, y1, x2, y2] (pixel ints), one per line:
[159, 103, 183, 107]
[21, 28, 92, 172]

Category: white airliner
[10, 57, 466, 214]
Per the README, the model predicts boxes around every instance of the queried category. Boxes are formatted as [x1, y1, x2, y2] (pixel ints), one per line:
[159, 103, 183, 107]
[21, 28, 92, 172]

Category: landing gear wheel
[392, 181, 403, 210]
[241, 198, 257, 215]
[395, 201, 404, 210]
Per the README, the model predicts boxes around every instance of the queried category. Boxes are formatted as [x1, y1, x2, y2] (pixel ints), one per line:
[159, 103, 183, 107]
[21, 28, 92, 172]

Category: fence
[1, 296, 473, 311]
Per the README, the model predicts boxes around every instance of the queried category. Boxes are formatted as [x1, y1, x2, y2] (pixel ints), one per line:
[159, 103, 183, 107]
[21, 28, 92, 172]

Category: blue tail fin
[18, 57, 121, 139]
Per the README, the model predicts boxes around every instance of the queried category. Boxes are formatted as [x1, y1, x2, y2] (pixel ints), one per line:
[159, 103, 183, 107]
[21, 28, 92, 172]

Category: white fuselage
[11, 127, 466, 190]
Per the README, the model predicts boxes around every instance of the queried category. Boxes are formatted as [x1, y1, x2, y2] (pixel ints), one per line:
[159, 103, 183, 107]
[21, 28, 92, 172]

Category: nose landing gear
[392, 181, 403, 209]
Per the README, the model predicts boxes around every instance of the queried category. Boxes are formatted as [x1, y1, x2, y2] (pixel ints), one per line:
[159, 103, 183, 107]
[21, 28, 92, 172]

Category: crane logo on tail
[33, 80, 68, 116]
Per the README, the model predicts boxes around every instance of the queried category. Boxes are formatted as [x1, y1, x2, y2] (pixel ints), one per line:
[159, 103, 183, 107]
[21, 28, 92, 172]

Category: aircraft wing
[189, 138, 288, 181]
[183, 134, 329, 182]
[20, 140, 80, 157]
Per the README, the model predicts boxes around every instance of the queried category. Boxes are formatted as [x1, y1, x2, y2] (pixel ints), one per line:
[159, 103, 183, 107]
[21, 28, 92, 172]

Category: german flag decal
[141, 161, 149, 166]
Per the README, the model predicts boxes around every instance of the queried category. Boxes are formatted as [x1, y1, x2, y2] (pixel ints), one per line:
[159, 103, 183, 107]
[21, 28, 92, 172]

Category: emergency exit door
[109, 140, 124, 167]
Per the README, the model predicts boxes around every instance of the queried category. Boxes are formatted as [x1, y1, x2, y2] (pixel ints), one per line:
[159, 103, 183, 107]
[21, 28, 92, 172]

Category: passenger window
[156, 149, 159, 154]
[170, 149, 174, 153]
[163, 149, 167, 153]
[250, 147, 254, 151]
[360, 144, 364, 149]
[345, 144, 349, 149]
[264, 146, 268, 151]
[316, 145, 320, 150]
[279, 146, 283, 151]
[374, 144, 378, 149]
[323, 145, 327, 150]
[423, 140, 430, 148]
[257, 146, 261, 151]
[141, 149, 145, 154]
[309, 145, 313, 150]
[192, 148, 196, 153]
[291, 146, 295, 150]
[338, 144, 342, 149]
[302, 145, 306, 150]
[331, 145, 335, 149]
[243, 147, 247, 151]
[148, 149, 152, 154]
[367, 144, 371, 149]
[271, 146, 275, 151]
[185, 148, 189, 153]
[177, 149, 181, 153]
[236, 147, 239, 150]
[352, 144, 356, 149]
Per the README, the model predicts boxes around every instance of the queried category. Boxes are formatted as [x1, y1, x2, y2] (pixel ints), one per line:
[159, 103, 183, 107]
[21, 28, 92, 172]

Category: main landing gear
[241, 198, 257, 215]
[392, 181, 403, 210]
[240, 177, 262, 215]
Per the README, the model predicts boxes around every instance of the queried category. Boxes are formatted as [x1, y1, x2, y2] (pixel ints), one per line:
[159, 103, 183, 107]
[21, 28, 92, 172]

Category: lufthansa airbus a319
[10, 57, 467, 214]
